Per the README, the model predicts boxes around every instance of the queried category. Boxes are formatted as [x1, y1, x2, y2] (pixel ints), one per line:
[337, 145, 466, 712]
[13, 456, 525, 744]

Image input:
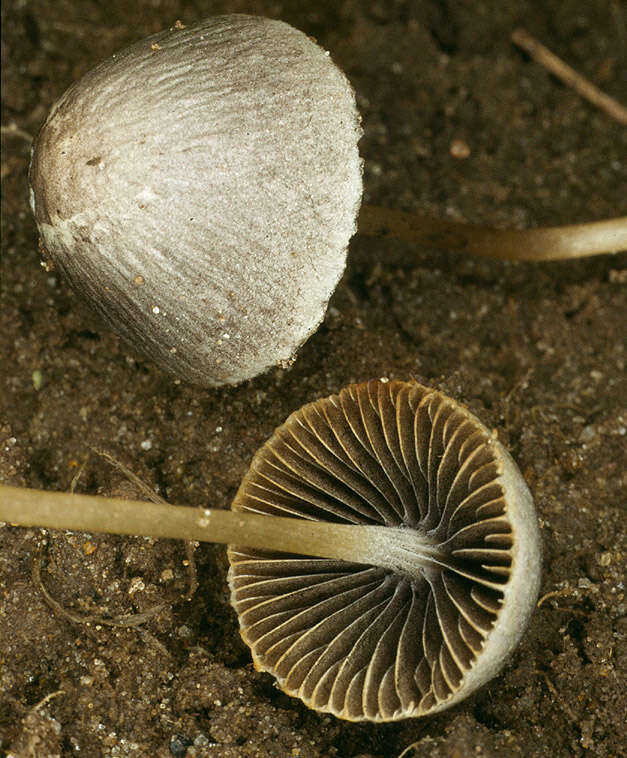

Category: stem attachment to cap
[0, 484, 393, 565]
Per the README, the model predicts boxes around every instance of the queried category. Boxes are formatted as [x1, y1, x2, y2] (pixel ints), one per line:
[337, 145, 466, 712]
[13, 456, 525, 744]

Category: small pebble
[449, 138, 471, 159]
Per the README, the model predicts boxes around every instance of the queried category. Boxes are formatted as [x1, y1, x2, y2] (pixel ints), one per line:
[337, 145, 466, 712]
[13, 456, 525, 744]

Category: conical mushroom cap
[29, 15, 363, 386]
[228, 379, 542, 721]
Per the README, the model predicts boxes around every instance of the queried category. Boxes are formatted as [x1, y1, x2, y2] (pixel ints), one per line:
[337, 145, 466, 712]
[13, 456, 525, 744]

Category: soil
[1, 1, 626, 757]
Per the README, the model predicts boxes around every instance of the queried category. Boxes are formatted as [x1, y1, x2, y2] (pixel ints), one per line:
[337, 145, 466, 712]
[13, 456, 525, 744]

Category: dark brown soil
[1, 1, 626, 757]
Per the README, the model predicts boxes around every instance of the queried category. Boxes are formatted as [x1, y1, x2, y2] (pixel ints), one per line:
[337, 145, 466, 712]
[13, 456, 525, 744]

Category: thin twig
[32, 689, 65, 711]
[138, 628, 173, 659]
[512, 28, 627, 126]
[537, 587, 577, 608]
[182, 541, 199, 601]
[542, 672, 579, 724]
[610, 2, 627, 60]
[69, 455, 90, 494]
[92, 447, 166, 503]
[92, 447, 198, 600]
[33, 536, 168, 628]
[503, 367, 534, 437]
[0, 123, 33, 142]
[35, 451, 197, 622]
[537, 586, 592, 617]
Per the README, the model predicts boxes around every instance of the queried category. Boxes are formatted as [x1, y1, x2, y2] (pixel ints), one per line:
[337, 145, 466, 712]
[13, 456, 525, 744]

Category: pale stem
[0, 485, 431, 569]
[358, 205, 627, 261]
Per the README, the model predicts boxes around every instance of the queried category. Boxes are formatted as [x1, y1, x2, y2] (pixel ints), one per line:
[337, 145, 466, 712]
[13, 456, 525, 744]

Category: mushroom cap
[29, 15, 363, 386]
[228, 379, 542, 721]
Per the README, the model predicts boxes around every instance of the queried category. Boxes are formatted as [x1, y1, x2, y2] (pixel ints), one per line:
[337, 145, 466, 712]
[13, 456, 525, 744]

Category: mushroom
[28, 14, 627, 387]
[29, 15, 363, 387]
[0, 379, 541, 721]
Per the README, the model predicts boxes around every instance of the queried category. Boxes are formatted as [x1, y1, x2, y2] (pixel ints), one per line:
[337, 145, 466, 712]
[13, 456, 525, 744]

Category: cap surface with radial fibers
[29, 15, 363, 386]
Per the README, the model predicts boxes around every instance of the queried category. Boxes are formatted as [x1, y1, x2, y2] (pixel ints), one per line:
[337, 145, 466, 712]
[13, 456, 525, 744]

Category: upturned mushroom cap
[228, 379, 542, 721]
[29, 15, 363, 386]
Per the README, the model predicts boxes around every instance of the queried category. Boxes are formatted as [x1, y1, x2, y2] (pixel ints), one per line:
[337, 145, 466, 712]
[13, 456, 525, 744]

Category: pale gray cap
[29, 15, 363, 385]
